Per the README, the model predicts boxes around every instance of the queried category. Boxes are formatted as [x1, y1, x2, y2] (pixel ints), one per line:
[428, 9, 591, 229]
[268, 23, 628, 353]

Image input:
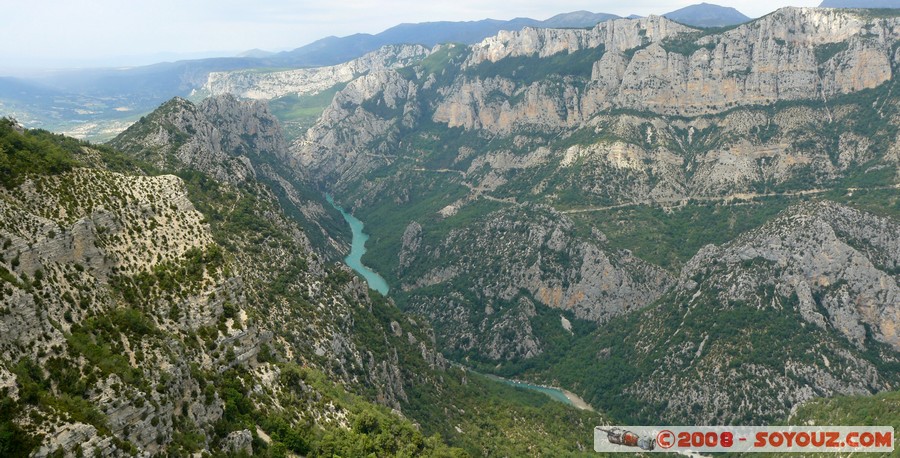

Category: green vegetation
[112, 245, 226, 308]
[814, 41, 850, 63]
[850, 8, 900, 20]
[268, 83, 348, 141]
[345, 167, 471, 285]
[0, 390, 39, 457]
[419, 44, 470, 77]
[570, 199, 795, 270]
[0, 118, 76, 188]
[361, 90, 405, 119]
[660, 32, 717, 56]
[10, 357, 117, 444]
[467, 46, 606, 85]
[195, 363, 465, 457]
[789, 390, 900, 429]
[0, 115, 149, 189]
[66, 308, 158, 386]
[351, 294, 605, 456]
[827, 188, 900, 220]
[722, 390, 900, 457]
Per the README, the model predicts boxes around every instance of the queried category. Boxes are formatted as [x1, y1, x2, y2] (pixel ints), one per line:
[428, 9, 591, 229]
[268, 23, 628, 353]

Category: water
[480, 373, 576, 407]
[326, 194, 390, 295]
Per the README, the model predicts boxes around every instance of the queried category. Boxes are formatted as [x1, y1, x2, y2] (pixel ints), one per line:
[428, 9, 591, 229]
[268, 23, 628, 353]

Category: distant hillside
[820, 0, 900, 7]
[663, 2, 751, 27]
[272, 13, 621, 67]
[3, 11, 622, 139]
[539, 11, 621, 28]
[236, 48, 274, 58]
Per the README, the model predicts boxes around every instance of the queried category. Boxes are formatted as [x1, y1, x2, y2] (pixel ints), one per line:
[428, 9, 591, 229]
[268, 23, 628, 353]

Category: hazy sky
[1, 0, 823, 70]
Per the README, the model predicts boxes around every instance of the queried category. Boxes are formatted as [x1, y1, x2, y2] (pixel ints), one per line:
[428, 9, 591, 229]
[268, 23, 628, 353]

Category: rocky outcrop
[0, 103, 467, 456]
[109, 95, 286, 184]
[293, 69, 420, 186]
[591, 202, 900, 424]
[681, 201, 900, 350]
[291, 8, 900, 370]
[607, 8, 898, 116]
[0, 167, 242, 455]
[465, 16, 693, 65]
[298, 8, 900, 208]
[401, 205, 673, 361]
[199, 44, 430, 100]
[431, 8, 900, 131]
[110, 94, 358, 259]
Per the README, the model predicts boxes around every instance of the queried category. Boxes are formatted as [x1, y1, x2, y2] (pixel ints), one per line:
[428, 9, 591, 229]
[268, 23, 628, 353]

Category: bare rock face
[401, 205, 673, 361]
[200, 44, 431, 100]
[0, 100, 460, 456]
[109, 95, 286, 185]
[465, 16, 693, 65]
[398, 221, 423, 272]
[109, 94, 361, 260]
[607, 8, 898, 116]
[0, 168, 242, 455]
[292, 69, 420, 184]
[681, 201, 900, 350]
[432, 8, 900, 132]
[223, 430, 253, 455]
[603, 202, 900, 424]
[296, 8, 899, 208]
[286, 8, 899, 370]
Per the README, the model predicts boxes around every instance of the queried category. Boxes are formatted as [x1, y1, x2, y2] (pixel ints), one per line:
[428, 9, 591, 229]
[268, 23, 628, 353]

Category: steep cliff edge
[299, 8, 900, 200]
[0, 115, 465, 456]
[198, 44, 431, 101]
[0, 110, 607, 455]
[281, 7, 900, 426]
[109, 94, 349, 260]
[397, 205, 672, 361]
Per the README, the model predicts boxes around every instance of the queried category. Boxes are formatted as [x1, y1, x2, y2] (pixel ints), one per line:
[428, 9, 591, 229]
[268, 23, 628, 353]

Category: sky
[1, 0, 823, 72]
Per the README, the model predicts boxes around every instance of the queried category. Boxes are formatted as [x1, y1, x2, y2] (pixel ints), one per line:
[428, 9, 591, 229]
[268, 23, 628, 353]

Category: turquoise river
[327, 196, 593, 410]
[326, 194, 390, 295]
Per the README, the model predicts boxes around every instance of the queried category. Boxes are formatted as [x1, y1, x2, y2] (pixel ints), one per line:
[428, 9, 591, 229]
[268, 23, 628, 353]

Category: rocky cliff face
[293, 69, 421, 186]
[465, 16, 692, 65]
[280, 7, 900, 422]
[398, 205, 672, 361]
[680, 201, 900, 351]
[110, 94, 351, 259]
[298, 8, 900, 199]
[0, 107, 462, 456]
[109, 95, 285, 184]
[0, 166, 244, 455]
[198, 45, 430, 101]
[433, 8, 899, 131]
[552, 202, 900, 424]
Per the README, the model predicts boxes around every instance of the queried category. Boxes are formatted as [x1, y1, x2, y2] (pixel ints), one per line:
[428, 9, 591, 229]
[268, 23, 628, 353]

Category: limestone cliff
[285, 8, 900, 397]
[432, 8, 900, 131]
[398, 205, 673, 361]
[0, 109, 456, 456]
[110, 94, 350, 259]
[198, 44, 430, 101]
[564, 202, 900, 424]
[297, 8, 900, 201]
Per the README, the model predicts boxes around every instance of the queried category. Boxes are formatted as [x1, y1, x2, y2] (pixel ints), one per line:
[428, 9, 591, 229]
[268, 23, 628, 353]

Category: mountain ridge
[663, 2, 752, 27]
[283, 5, 900, 425]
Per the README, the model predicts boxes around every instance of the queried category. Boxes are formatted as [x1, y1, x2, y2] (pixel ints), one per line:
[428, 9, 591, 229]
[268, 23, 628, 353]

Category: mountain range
[1, 4, 899, 456]
[0, 4, 752, 140]
[285, 5, 900, 426]
[662, 2, 751, 27]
